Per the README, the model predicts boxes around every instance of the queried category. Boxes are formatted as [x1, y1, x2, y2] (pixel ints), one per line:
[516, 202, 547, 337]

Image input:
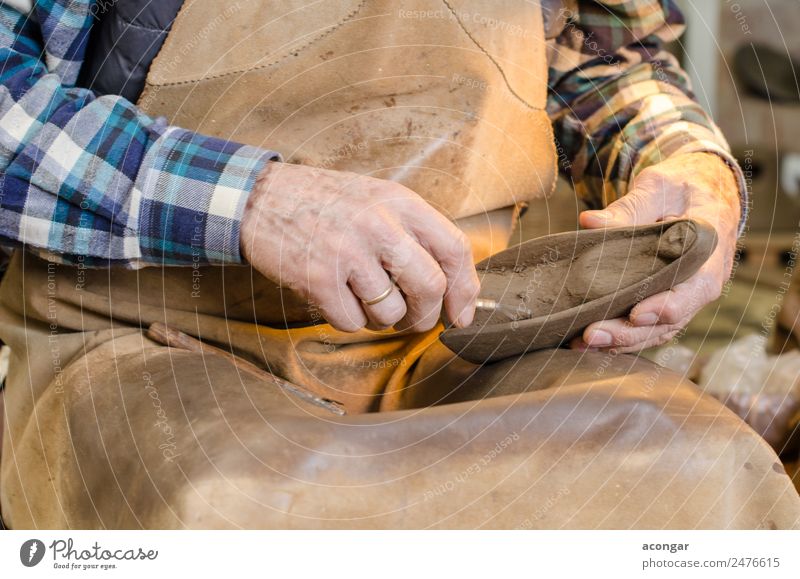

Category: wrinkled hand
[572, 152, 742, 353]
[240, 162, 480, 333]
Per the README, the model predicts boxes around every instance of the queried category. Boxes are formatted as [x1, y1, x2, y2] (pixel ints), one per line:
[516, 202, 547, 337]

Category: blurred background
[515, 0, 800, 481]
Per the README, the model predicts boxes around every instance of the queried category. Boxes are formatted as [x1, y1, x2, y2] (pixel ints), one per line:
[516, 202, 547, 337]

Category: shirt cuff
[630, 124, 749, 238]
[134, 127, 281, 267]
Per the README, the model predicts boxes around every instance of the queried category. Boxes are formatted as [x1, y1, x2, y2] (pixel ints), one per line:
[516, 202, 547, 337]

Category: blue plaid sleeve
[0, 2, 279, 268]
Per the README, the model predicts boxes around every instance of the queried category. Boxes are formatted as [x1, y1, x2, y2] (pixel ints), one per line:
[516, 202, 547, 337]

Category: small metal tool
[475, 298, 534, 320]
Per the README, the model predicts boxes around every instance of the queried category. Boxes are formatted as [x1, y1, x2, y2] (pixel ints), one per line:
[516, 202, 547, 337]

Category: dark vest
[79, 0, 185, 101]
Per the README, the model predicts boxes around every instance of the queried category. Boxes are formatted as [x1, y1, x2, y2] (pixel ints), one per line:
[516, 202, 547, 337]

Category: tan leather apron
[137, 0, 557, 222]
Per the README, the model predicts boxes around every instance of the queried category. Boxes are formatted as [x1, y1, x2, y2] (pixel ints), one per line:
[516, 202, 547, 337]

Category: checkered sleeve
[546, 0, 748, 234]
[0, 2, 280, 268]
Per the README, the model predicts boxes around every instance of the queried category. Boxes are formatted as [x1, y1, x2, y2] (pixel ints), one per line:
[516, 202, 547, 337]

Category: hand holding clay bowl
[440, 219, 717, 364]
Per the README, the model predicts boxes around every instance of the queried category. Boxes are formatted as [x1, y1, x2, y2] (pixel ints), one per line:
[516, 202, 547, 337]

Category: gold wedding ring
[362, 283, 395, 306]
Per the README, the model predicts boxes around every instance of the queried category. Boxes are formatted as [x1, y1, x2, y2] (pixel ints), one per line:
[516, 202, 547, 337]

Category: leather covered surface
[1, 319, 798, 529]
[1, 252, 799, 528]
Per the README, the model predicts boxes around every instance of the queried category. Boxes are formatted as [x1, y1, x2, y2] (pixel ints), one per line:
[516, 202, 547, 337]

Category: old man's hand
[240, 162, 480, 333]
[573, 152, 742, 353]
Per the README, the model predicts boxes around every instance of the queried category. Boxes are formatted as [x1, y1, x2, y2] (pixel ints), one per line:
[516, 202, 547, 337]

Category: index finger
[401, 202, 480, 327]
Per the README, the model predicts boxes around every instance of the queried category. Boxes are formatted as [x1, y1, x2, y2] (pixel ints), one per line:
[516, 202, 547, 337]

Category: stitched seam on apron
[149, 0, 368, 87]
[440, 0, 544, 112]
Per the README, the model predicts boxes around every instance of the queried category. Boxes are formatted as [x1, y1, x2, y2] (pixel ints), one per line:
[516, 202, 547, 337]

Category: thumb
[580, 183, 668, 230]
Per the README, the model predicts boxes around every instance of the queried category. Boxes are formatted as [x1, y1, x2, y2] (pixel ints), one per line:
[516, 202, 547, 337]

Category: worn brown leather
[1, 0, 799, 528]
[1, 253, 800, 529]
[442, 219, 718, 363]
[1, 314, 798, 528]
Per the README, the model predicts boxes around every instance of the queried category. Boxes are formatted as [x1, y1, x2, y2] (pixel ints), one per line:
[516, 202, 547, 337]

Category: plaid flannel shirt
[0, 0, 747, 268]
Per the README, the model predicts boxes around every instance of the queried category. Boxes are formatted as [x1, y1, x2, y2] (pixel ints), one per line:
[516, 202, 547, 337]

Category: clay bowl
[440, 219, 717, 364]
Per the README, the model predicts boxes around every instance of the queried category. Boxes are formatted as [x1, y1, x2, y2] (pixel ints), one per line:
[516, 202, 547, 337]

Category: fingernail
[456, 306, 475, 328]
[586, 329, 613, 347]
[592, 210, 613, 221]
[633, 313, 659, 327]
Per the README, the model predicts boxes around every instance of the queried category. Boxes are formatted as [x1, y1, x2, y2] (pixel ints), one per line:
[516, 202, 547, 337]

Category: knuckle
[304, 269, 330, 297]
[409, 317, 437, 333]
[405, 267, 446, 299]
[450, 230, 473, 260]
[652, 334, 669, 348]
[376, 223, 405, 248]
[654, 330, 679, 349]
[384, 246, 413, 276]
[384, 183, 421, 209]
[346, 253, 372, 276]
[328, 236, 355, 263]
[464, 273, 481, 299]
[660, 301, 683, 324]
[396, 183, 423, 202]
[366, 207, 398, 231]
[429, 270, 448, 296]
[612, 326, 631, 346]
